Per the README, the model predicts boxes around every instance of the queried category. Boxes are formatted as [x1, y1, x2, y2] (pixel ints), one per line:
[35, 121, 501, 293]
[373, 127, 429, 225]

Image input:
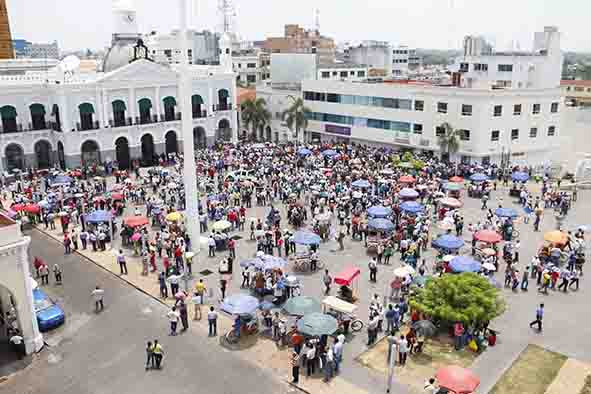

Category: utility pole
[178, 0, 200, 291]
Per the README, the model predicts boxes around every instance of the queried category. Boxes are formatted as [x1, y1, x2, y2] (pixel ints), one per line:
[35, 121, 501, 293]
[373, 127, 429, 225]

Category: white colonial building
[302, 27, 563, 165]
[0, 2, 237, 172]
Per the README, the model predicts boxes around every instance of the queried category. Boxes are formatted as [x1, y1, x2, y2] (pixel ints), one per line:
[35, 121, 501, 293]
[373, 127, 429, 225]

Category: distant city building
[0, 58, 59, 76]
[0, 0, 13, 59]
[392, 45, 421, 77]
[561, 80, 591, 107]
[22, 41, 60, 59]
[345, 41, 392, 76]
[302, 27, 563, 166]
[232, 50, 270, 86]
[144, 29, 220, 65]
[262, 24, 336, 64]
[11, 39, 30, 57]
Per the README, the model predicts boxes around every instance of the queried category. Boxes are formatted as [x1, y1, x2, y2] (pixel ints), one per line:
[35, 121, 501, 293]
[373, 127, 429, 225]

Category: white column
[179, 0, 200, 288]
[155, 86, 162, 121]
[128, 88, 137, 122]
[101, 88, 109, 128]
[58, 90, 72, 132]
[208, 85, 214, 138]
[230, 83, 238, 144]
[95, 89, 103, 127]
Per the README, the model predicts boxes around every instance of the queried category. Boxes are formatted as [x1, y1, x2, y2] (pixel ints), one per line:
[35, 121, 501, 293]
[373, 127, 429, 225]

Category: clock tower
[112, 0, 139, 37]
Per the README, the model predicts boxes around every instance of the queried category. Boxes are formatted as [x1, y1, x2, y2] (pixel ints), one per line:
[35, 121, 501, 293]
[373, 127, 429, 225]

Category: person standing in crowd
[53, 264, 62, 285]
[369, 257, 378, 283]
[322, 269, 332, 295]
[117, 250, 128, 275]
[291, 350, 300, 384]
[208, 306, 218, 337]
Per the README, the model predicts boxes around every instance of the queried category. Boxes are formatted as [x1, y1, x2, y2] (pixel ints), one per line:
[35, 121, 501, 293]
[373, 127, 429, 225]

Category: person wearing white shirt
[91, 286, 105, 312]
[9, 332, 24, 359]
[167, 306, 180, 336]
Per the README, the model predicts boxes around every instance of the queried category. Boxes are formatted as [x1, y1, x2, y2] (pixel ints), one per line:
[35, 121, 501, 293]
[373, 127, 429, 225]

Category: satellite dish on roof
[60, 55, 81, 73]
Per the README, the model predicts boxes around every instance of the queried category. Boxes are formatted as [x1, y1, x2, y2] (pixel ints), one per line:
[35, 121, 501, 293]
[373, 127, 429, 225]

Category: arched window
[163, 96, 176, 122]
[0, 105, 18, 133]
[5, 144, 24, 170]
[217, 89, 229, 111]
[112, 100, 127, 127]
[29, 103, 46, 130]
[192, 95, 204, 118]
[138, 98, 152, 124]
[78, 103, 95, 131]
[51, 104, 61, 131]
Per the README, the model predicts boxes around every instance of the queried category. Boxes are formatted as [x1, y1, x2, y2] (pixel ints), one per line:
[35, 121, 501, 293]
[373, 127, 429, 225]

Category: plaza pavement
[32, 173, 591, 394]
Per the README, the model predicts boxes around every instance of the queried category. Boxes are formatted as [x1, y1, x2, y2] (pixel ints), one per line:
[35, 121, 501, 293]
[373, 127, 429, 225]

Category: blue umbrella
[367, 205, 392, 218]
[51, 175, 73, 186]
[470, 173, 488, 183]
[449, 256, 482, 273]
[220, 294, 260, 315]
[239, 258, 263, 268]
[351, 179, 371, 188]
[432, 234, 464, 250]
[399, 188, 419, 198]
[400, 201, 424, 214]
[284, 296, 322, 316]
[298, 148, 312, 156]
[85, 209, 113, 223]
[296, 313, 338, 336]
[511, 172, 529, 182]
[368, 218, 395, 231]
[444, 182, 462, 191]
[259, 301, 276, 311]
[495, 207, 518, 218]
[293, 231, 321, 245]
[322, 149, 338, 157]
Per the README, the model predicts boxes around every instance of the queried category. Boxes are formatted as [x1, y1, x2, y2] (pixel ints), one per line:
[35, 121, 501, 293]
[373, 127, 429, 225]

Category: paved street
[1, 229, 288, 394]
[7, 172, 591, 394]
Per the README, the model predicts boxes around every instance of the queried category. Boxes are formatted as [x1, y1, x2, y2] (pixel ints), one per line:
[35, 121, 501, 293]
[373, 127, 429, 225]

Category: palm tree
[241, 98, 271, 141]
[282, 97, 310, 143]
[437, 122, 461, 161]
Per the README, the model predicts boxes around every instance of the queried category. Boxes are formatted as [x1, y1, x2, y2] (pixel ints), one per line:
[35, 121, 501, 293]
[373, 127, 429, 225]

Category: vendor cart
[334, 266, 361, 303]
[322, 296, 364, 332]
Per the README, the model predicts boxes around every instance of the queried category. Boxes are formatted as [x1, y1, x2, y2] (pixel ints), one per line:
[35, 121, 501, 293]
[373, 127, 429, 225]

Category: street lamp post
[178, 0, 200, 291]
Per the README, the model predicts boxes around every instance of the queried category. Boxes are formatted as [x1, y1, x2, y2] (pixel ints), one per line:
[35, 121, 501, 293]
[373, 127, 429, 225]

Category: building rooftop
[561, 80, 591, 87]
[318, 62, 367, 69]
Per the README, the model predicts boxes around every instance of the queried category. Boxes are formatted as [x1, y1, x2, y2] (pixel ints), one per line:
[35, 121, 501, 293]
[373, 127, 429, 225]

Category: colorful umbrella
[166, 212, 182, 222]
[439, 197, 462, 208]
[449, 176, 464, 183]
[212, 220, 232, 231]
[474, 230, 502, 244]
[220, 295, 260, 315]
[436, 366, 480, 394]
[495, 207, 518, 218]
[544, 230, 568, 245]
[293, 231, 321, 245]
[23, 204, 40, 214]
[444, 182, 463, 191]
[283, 296, 322, 316]
[399, 188, 419, 198]
[351, 179, 371, 188]
[130, 233, 142, 242]
[511, 172, 529, 182]
[368, 218, 395, 231]
[449, 256, 481, 273]
[367, 205, 392, 218]
[400, 201, 424, 214]
[296, 313, 338, 336]
[433, 235, 464, 250]
[470, 173, 488, 183]
[399, 175, 416, 184]
[124, 216, 149, 228]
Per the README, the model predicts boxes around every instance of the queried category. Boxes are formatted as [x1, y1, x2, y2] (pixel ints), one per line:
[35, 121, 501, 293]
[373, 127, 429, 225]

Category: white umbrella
[394, 265, 416, 277]
[442, 255, 455, 262]
[438, 221, 455, 231]
[483, 262, 497, 271]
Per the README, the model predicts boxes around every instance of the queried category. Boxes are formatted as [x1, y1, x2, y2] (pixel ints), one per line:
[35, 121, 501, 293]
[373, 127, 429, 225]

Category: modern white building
[232, 51, 270, 86]
[302, 28, 563, 165]
[0, 212, 43, 356]
[23, 41, 60, 60]
[143, 29, 220, 65]
[0, 2, 237, 172]
[345, 41, 392, 75]
[392, 45, 421, 77]
[317, 63, 368, 82]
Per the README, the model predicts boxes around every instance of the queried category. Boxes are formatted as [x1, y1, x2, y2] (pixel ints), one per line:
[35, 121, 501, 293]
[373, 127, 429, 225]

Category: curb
[31, 227, 170, 311]
[285, 379, 313, 394]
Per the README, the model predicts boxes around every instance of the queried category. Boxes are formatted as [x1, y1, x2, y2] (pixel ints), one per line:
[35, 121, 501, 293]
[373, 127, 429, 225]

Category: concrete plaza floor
[31, 172, 591, 394]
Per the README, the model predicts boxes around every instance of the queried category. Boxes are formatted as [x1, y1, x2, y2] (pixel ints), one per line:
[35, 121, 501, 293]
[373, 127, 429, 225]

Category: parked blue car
[33, 288, 65, 332]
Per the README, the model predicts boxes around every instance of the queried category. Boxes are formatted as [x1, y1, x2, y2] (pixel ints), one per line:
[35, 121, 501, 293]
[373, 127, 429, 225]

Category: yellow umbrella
[166, 212, 182, 222]
[544, 230, 568, 245]
[213, 220, 232, 231]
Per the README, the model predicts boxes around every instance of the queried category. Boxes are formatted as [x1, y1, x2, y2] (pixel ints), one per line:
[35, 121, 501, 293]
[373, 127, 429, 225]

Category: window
[548, 126, 556, 136]
[414, 100, 424, 111]
[332, 71, 337, 76]
[493, 105, 502, 117]
[532, 103, 541, 114]
[575, 87, 585, 92]
[413, 124, 423, 134]
[314, 92, 326, 102]
[459, 63, 469, 72]
[491, 130, 500, 142]
[246, 75, 256, 83]
[303, 91, 314, 101]
[461, 104, 472, 116]
[551, 102, 559, 113]
[460, 129, 471, 141]
[474, 63, 488, 71]
[367, 118, 390, 130]
[164, 49, 172, 58]
[566, 86, 571, 91]
[529, 127, 538, 138]
[350, 71, 355, 76]
[340, 71, 348, 78]
[435, 126, 445, 137]
[321, 71, 330, 78]
[511, 129, 519, 140]
[437, 102, 448, 114]
[513, 104, 522, 115]
[326, 93, 340, 103]
[247, 63, 256, 68]
[237, 63, 241, 68]
[357, 71, 365, 77]
[498, 64, 513, 72]
[370, 97, 384, 107]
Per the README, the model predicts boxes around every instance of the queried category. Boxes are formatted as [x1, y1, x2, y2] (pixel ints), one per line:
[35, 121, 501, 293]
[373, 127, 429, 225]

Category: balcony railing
[0, 123, 59, 134]
[192, 110, 207, 119]
[76, 121, 100, 131]
[213, 103, 233, 112]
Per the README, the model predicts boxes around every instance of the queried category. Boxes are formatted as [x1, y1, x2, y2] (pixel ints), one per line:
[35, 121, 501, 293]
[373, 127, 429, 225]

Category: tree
[409, 273, 505, 326]
[437, 122, 461, 161]
[282, 97, 310, 142]
[241, 98, 270, 141]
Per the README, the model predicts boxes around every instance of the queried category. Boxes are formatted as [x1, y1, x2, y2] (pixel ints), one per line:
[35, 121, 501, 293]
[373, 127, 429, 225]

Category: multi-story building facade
[302, 28, 563, 166]
[0, 0, 13, 59]
[0, 4, 237, 172]
[316, 63, 368, 82]
[392, 46, 421, 77]
[561, 80, 591, 107]
[263, 24, 336, 64]
[233, 51, 270, 86]
[23, 41, 60, 59]
[144, 29, 220, 65]
[344, 41, 392, 76]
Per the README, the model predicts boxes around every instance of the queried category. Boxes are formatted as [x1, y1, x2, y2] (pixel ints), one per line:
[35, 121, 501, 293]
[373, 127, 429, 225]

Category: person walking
[520, 267, 529, 291]
[529, 303, 544, 332]
[291, 350, 300, 384]
[208, 236, 216, 257]
[91, 286, 105, 312]
[117, 250, 128, 275]
[52, 264, 62, 285]
[179, 301, 189, 332]
[145, 341, 154, 370]
[333, 336, 343, 374]
[152, 340, 163, 369]
[167, 306, 180, 336]
[39, 264, 50, 285]
[322, 269, 332, 295]
[323, 345, 335, 382]
[369, 258, 378, 283]
[208, 306, 218, 337]
[158, 272, 168, 298]
[398, 335, 409, 366]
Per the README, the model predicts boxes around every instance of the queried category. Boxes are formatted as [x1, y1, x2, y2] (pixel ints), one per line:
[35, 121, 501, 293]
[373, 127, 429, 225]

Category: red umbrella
[70, 170, 82, 177]
[436, 366, 480, 394]
[124, 216, 149, 228]
[93, 196, 106, 203]
[23, 204, 41, 214]
[449, 176, 464, 183]
[110, 193, 124, 201]
[474, 230, 502, 244]
[11, 203, 26, 212]
[399, 175, 416, 184]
